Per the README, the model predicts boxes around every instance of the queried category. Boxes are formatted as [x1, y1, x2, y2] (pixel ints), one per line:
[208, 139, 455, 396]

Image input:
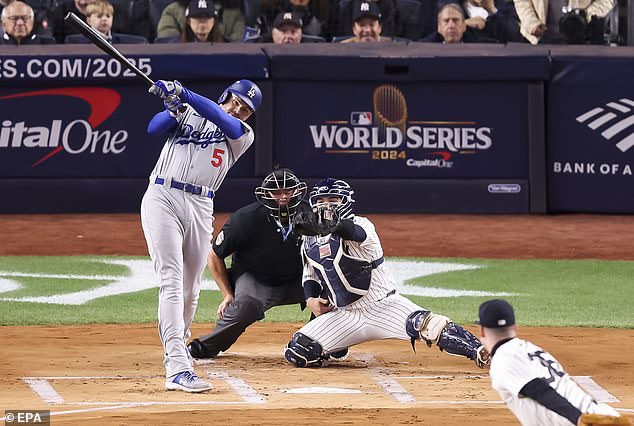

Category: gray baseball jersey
[150, 105, 254, 190]
[142, 103, 254, 379]
[490, 338, 619, 425]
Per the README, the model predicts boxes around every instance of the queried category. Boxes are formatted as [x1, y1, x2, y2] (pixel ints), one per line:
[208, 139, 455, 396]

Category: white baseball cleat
[165, 371, 213, 393]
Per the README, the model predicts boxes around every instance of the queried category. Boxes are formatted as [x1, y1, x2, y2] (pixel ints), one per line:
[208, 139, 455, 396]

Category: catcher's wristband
[303, 280, 321, 300]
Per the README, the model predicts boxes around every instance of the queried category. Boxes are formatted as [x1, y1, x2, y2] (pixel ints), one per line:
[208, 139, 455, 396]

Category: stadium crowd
[0, 0, 623, 45]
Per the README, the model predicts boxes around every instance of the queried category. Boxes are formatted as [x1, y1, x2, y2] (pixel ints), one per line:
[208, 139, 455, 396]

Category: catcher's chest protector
[304, 235, 373, 307]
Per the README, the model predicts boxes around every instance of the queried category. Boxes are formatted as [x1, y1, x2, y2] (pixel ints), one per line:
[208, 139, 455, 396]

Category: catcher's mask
[309, 178, 355, 219]
[255, 169, 307, 221]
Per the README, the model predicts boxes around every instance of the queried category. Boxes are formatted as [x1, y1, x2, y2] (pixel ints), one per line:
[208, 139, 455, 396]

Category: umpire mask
[255, 169, 307, 222]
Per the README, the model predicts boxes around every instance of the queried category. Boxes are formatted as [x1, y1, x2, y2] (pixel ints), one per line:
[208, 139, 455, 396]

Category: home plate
[282, 387, 363, 394]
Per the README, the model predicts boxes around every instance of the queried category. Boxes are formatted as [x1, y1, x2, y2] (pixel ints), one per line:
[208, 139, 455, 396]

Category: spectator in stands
[514, 0, 614, 44]
[0, 0, 54, 44]
[339, 0, 393, 42]
[64, 0, 148, 43]
[52, 0, 128, 43]
[249, 10, 326, 42]
[156, 0, 245, 42]
[336, 0, 397, 39]
[261, 11, 303, 42]
[261, 0, 329, 38]
[51, 0, 95, 42]
[1, 0, 52, 37]
[181, 0, 225, 41]
[422, 3, 496, 42]
[0, 0, 9, 36]
[439, 0, 521, 42]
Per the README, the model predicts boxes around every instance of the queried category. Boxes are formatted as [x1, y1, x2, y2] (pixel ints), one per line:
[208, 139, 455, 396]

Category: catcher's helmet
[255, 169, 307, 220]
[218, 80, 262, 112]
[309, 178, 355, 219]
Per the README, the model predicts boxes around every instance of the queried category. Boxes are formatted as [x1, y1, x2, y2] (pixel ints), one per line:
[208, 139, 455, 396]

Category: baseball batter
[142, 79, 262, 392]
[284, 177, 490, 368]
[478, 299, 628, 426]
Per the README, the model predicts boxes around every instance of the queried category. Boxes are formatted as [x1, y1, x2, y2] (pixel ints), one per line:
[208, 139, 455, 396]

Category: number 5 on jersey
[211, 148, 225, 167]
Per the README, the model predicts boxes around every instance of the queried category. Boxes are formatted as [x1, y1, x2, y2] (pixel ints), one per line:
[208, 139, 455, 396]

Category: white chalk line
[573, 376, 620, 403]
[398, 375, 488, 379]
[15, 369, 628, 419]
[354, 353, 417, 403]
[0, 401, 254, 422]
[205, 370, 266, 404]
[22, 378, 65, 404]
[396, 374, 620, 404]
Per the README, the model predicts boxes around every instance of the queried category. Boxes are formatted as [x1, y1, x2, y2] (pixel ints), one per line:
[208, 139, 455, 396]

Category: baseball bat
[64, 12, 154, 86]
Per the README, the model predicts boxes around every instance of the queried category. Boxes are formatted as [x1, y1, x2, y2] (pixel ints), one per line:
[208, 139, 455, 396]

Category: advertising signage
[273, 81, 530, 178]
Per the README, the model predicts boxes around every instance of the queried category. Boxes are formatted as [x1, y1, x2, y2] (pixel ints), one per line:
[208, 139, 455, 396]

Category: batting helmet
[309, 178, 355, 219]
[217, 80, 262, 112]
[255, 168, 307, 221]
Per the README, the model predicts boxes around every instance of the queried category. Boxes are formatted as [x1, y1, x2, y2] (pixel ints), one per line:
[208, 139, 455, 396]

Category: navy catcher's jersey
[491, 338, 619, 425]
[301, 216, 396, 307]
[213, 202, 308, 287]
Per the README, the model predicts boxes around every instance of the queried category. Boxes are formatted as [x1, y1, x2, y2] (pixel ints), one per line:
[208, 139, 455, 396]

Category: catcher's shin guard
[406, 310, 490, 368]
[284, 332, 324, 368]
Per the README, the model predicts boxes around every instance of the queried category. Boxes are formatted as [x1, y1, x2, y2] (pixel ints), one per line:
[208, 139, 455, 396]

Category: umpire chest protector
[304, 234, 381, 307]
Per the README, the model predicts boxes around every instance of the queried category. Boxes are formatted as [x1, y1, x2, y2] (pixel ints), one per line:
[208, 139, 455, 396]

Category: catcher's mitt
[578, 414, 633, 426]
[293, 206, 340, 236]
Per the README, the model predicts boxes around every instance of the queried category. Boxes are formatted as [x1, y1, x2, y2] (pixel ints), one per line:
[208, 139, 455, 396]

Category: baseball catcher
[284, 177, 490, 369]
[293, 204, 341, 236]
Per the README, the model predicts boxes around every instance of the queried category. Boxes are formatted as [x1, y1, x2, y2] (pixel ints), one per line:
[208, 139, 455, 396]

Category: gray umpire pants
[194, 271, 304, 357]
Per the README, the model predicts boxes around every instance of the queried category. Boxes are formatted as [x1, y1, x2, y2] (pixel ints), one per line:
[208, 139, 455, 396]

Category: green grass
[0, 256, 632, 328]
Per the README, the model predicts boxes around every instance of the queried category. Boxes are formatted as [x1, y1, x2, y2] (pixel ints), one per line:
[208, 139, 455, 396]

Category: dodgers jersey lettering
[151, 105, 254, 191]
[490, 338, 619, 426]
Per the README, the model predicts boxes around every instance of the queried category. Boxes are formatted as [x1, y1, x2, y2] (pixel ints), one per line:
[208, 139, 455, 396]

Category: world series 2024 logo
[0, 88, 128, 168]
[308, 84, 493, 169]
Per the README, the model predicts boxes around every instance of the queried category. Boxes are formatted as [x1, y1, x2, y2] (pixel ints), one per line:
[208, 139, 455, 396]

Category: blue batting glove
[148, 80, 183, 99]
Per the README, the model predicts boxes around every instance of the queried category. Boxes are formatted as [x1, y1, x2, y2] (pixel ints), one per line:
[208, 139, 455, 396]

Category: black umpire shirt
[212, 201, 309, 287]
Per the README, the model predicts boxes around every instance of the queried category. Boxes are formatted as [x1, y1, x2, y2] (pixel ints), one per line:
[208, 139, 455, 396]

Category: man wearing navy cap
[340, 0, 392, 43]
[478, 299, 627, 426]
[271, 11, 303, 44]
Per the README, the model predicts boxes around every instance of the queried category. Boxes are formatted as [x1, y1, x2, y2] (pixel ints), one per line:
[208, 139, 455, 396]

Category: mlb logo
[350, 112, 372, 125]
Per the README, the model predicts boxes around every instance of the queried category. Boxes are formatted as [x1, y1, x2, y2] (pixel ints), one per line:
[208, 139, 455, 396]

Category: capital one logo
[0, 87, 126, 167]
[576, 98, 634, 152]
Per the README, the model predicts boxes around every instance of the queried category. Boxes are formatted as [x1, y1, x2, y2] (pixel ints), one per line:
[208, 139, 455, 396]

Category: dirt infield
[1, 213, 634, 425]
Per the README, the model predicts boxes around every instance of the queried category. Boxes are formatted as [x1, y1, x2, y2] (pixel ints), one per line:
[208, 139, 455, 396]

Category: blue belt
[154, 177, 214, 199]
